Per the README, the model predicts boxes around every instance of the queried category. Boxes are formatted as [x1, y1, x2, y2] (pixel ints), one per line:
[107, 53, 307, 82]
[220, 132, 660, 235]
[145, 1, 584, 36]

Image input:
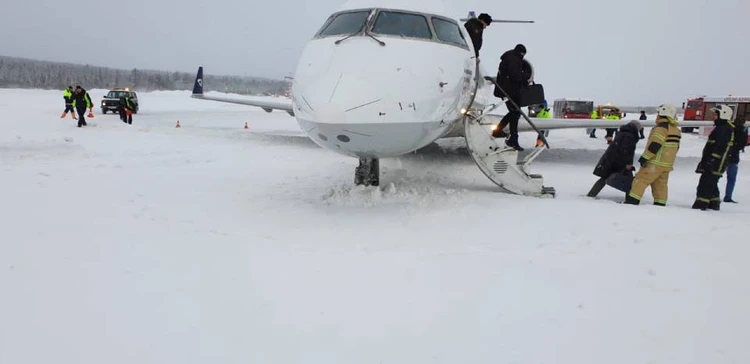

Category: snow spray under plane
[189, 0, 712, 197]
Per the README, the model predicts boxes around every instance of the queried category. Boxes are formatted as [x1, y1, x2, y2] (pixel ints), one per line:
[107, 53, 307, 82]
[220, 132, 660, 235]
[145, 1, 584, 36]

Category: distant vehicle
[681, 96, 705, 132]
[101, 88, 139, 114]
[684, 95, 750, 144]
[596, 104, 624, 118]
[552, 99, 594, 119]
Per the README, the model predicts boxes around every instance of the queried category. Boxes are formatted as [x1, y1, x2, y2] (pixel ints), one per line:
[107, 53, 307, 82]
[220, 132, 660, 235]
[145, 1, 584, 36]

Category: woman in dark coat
[587, 120, 642, 197]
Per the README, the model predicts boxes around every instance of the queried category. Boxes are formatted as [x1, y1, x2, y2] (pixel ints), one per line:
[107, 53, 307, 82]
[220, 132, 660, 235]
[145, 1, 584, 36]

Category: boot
[505, 136, 524, 151]
[624, 194, 640, 205]
[692, 200, 708, 210]
[492, 127, 508, 138]
[709, 200, 720, 211]
[71, 113, 76, 119]
[586, 178, 607, 198]
[60, 112, 67, 118]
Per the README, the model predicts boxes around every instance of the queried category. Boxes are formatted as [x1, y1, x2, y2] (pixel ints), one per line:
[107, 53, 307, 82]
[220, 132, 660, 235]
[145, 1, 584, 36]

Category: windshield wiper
[334, 29, 386, 46]
[365, 29, 386, 46]
[335, 29, 362, 45]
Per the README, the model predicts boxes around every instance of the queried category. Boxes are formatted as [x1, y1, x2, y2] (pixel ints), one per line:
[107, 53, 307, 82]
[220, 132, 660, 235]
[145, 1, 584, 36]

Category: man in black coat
[639, 110, 647, 139]
[693, 105, 736, 210]
[464, 13, 492, 58]
[71, 86, 93, 128]
[118, 94, 135, 124]
[587, 120, 642, 197]
[491, 44, 529, 151]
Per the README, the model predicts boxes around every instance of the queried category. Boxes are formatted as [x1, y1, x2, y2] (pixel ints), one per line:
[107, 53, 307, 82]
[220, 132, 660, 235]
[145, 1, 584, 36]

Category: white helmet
[711, 104, 733, 120]
[657, 104, 677, 119]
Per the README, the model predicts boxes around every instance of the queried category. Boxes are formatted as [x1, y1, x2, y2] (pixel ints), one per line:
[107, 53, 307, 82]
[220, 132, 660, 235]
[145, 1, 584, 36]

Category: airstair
[461, 72, 555, 197]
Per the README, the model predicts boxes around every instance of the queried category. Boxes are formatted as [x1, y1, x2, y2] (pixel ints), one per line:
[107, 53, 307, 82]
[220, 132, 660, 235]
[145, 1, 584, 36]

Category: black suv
[101, 88, 139, 114]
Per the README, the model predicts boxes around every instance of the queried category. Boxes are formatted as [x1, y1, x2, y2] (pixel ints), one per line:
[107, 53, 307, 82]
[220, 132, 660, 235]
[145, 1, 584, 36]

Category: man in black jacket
[118, 94, 135, 124]
[71, 86, 93, 128]
[491, 44, 529, 151]
[587, 120, 642, 197]
[464, 13, 492, 58]
[723, 115, 747, 203]
[639, 110, 647, 139]
[693, 105, 736, 210]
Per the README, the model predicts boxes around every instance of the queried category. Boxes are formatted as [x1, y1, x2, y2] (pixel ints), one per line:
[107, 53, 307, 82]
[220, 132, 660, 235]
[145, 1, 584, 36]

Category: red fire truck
[552, 98, 594, 119]
[680, 96, 707, 133]
[682, 95, 750, 143]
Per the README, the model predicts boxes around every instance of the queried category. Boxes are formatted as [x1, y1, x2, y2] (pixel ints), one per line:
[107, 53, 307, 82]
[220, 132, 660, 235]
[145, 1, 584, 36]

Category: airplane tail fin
[192, 66, 204, 95]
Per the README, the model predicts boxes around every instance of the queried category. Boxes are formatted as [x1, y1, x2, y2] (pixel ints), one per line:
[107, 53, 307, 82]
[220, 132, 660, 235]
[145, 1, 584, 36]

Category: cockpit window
[431, 17, 467, 47]
[318, 11, 370, 36]
[371, 11, 432, 39]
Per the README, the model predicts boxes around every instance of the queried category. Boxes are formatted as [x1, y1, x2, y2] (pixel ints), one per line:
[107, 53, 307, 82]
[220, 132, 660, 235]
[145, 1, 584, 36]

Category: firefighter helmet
[657, 104, 677, 119]
[710, 104, 733, 120]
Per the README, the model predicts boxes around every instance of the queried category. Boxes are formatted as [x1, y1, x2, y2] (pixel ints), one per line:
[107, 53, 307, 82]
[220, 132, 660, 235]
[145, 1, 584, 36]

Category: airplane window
[318, 11, 370, 37]
[372, 11, 431, 39]
[431, 17, 467, 47]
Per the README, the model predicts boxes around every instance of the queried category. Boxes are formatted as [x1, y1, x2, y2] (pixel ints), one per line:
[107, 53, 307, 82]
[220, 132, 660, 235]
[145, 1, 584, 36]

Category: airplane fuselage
[290, 5, 478, 159]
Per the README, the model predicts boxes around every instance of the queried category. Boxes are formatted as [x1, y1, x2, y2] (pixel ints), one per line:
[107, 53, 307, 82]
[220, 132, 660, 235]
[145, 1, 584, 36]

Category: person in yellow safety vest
[588, 109, 599, 138]
[61, 86, 76, 119]
[535, 101, 551, 147]
[71, 86, 93, 128]
[119, 94, 135, 124]
[604, 111, 620, 144]
[625, 104, 682, 206]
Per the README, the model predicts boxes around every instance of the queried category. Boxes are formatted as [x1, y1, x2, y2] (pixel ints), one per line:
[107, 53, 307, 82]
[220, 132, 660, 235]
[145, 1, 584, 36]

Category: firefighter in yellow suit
[625, 104, 682, 206]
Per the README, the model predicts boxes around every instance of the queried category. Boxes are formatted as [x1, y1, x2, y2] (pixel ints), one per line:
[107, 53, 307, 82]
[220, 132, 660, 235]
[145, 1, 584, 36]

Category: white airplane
[190, 0, 712, 197]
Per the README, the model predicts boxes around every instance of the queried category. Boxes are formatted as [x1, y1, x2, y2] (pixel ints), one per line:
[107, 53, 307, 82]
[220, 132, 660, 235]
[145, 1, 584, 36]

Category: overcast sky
[1, 0, 747, 105]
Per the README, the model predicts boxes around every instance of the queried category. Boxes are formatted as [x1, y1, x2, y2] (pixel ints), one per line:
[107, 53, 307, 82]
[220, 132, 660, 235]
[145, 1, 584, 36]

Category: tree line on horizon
[0, 55, 289, 96]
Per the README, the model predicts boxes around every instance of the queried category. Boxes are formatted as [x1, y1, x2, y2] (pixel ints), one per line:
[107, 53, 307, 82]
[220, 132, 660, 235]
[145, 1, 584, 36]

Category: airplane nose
[314, 102, 346, 125]
[304, 72, 382, 120]
[292, 38, 467, 158]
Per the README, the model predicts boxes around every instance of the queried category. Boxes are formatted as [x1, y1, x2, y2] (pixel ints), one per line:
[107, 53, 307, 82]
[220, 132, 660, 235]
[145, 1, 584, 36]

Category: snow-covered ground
[1, 89, 748, 364]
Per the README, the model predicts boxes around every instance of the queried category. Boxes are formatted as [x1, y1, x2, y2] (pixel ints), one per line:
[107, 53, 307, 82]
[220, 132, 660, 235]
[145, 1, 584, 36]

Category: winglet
[192, 66, 204, 95]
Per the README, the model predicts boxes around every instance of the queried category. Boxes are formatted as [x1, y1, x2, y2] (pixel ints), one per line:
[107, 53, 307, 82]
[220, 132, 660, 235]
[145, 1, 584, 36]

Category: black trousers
[64, 104, 75, 113]
[119, 108, 132, 124]
[696, 172, 721, 203]
[499, 101, 521, 137]
[587, 177, 607, 197]
[76, 107, 87, 127]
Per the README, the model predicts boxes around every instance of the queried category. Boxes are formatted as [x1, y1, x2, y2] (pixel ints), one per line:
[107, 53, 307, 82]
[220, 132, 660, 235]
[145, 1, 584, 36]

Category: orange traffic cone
[175, 120, 181, 128]
[244, 122, 249, 129]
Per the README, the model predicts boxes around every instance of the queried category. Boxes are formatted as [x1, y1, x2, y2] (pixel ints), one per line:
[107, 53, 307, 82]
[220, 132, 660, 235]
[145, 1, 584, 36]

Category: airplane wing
[190, 66, 295, 117]
[476, 115, 713, 132]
